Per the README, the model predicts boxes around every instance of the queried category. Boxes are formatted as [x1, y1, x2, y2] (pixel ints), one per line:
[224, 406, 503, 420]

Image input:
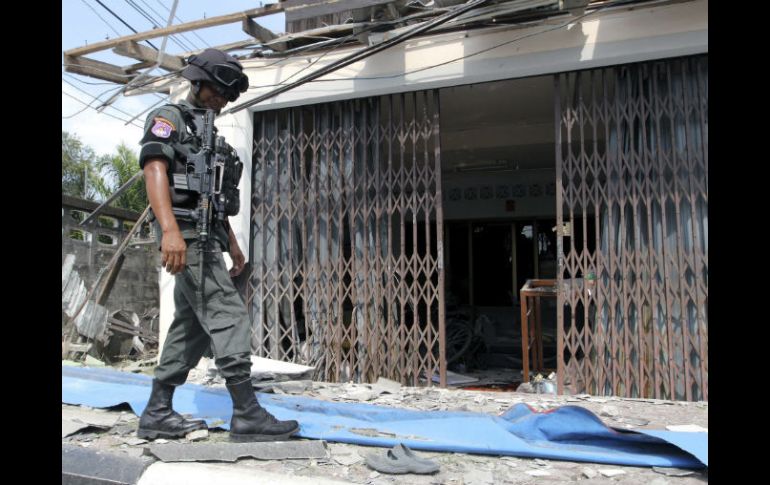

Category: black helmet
[182, 48, 249, 102]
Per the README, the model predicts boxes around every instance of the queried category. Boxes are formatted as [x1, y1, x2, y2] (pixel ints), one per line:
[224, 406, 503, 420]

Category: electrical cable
[124, 0, 194, 52]
[138, 0, 202, 50]
[62, 78, 149, 126]
[155, 0, 210, 47]
[94, 0, 159, 50]
[240, 3, 613, 91]
[81, 0, 122, 38]
[62, 91, 144, 128]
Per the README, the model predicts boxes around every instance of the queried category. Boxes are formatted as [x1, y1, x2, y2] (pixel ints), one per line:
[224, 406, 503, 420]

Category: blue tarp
[62, 366, 707, 468]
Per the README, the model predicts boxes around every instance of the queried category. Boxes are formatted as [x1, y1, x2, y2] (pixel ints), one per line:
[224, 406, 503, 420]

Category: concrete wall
[62, 196, 160, 317]
[233, 0, 707, 111]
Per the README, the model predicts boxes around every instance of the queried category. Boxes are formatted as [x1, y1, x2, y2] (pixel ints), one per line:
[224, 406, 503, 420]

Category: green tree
[62, 130, 103, 200]
[95, 143, 147, 213]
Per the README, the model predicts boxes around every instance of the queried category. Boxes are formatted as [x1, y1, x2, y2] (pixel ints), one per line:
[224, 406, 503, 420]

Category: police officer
[136, 48, 299, 442]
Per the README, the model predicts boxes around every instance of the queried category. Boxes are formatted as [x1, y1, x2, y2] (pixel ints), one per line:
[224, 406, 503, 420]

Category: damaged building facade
[180, 0, 708, 401]
[62, 195, 160, 361]
[66, 0, 708, 401]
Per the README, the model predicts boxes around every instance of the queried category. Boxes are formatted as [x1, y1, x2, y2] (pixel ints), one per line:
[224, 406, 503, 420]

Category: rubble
[652, 466, 695, 477]
[599, 405, 620, 418]
[62, 420, 90, 438]
[257, 380, 313, 394]
[332, 449, 364, 466]
[525, 469, 551, 476]
[185, 429, 209, 442]
[598, 468, 627, 477]
[463, 469, 494, 484]
[148, 440, 329, 462]
[62, 366, 708, 484]
[62, 405, 121, 428]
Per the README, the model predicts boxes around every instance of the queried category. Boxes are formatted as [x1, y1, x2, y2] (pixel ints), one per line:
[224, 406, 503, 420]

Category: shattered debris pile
[63, 361, 708, 485]
[62, 254, 159, 367]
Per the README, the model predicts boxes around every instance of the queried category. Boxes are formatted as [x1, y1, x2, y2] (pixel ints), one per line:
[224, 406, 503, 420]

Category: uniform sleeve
[138, 106, 185, 169]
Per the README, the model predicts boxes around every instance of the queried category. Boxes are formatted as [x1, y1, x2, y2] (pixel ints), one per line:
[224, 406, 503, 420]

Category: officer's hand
[229, 241, 246, 277]
[161, 229, 187, 274]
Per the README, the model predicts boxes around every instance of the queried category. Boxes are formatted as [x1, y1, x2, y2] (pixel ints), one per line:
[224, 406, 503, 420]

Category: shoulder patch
[151, 117, 176, 138]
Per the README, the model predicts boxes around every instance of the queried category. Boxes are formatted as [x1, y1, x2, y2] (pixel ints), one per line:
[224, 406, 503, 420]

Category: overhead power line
[93, 0, 159, 50]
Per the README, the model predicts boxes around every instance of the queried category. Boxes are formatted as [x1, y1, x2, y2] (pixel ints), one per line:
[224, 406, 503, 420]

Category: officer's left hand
[229, 241, 246, 277]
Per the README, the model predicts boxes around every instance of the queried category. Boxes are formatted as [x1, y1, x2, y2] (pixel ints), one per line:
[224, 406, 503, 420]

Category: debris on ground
[62, 366, 708, 484]
[652, 466, 696, 477]
[598, 468, 627, 477]
[148, 440, 329, 463]
[185, 429, 209, 442]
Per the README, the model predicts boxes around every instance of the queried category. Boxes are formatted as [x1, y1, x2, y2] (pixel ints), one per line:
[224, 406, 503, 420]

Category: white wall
[234, 0, 707, 112]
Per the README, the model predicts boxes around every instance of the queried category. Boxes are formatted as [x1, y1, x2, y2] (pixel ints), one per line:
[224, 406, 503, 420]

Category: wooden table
[519, 279, 558, 383]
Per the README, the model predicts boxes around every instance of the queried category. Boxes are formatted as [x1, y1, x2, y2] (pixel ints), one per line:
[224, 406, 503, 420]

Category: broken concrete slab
[599, 405, 620, 418]
[62, 405, 121, 428]
[581, 467, 598, 478]
[332, 450, 364, 466]
[261, 380, 313, 394]
[598, 468, 627, 477]
[185, 429, 209, 441]
[342, 388, 379, 401]
[113, 423, 138, 436]
[84, 355, 106, 367]
[138, 461, 351, 485]
[314, 387, 341, 401]
[62, 444, 153, 485]
[614, 416, 651, 427]
[525, 469, 551, 476]
[62, 419, 90, 438]
[651, 466, 695, 477]
[371, 377, 402, 394]
[148, 440, 329, 463]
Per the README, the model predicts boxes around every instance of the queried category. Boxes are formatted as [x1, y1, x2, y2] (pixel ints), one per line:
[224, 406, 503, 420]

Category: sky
[62, 0, 285, 157]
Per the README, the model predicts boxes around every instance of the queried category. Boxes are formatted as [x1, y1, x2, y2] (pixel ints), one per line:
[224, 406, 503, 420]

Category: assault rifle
[169, 108, 242, 319]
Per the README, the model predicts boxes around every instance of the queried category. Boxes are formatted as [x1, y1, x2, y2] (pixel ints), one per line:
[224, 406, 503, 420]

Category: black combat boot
[137, 379, 208, 439]
[227, 379, 300, 442]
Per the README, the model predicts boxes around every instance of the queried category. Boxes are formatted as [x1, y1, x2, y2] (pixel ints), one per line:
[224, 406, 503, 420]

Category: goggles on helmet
[209, 63, 247, 89]
[204, 81, 239, 102]
[188, 55, 248, 98]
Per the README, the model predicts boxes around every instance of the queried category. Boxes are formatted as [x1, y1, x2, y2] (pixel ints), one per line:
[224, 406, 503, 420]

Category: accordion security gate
[248, 92, 446, 386]
[555, 56, 708, 401]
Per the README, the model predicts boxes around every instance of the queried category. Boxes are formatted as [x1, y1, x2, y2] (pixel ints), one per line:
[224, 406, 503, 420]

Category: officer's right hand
[161, 229, 187, 274]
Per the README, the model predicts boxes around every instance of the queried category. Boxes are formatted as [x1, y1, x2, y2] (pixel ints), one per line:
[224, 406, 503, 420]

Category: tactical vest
[161, 103, 243, 218]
